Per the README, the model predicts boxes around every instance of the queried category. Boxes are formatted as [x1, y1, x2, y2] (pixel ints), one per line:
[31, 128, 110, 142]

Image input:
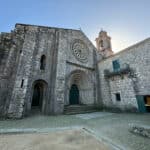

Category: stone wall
[7, 24, 62, 118]
[98, 38, 150, 111]
[0, 29, 23, 117]
[1, 23, 149, 117]
[55, 29, 98, 113]
[0, 23, 99, 118]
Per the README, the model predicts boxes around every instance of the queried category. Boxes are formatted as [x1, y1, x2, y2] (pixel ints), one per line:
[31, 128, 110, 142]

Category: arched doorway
[31, 80, 47, 112]
[66, 70, 94, 106]
[69, 84, 79, 105]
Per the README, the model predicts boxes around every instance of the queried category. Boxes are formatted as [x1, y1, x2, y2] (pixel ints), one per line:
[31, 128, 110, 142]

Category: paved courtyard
[0, 130, 112, 150]
[0, 112, 149, 150]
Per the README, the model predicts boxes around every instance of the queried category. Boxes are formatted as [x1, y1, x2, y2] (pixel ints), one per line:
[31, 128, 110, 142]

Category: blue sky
[1, 0, 150, 52]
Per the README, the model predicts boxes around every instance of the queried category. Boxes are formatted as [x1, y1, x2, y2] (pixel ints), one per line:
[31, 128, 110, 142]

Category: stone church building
[0, 23, 150, 118]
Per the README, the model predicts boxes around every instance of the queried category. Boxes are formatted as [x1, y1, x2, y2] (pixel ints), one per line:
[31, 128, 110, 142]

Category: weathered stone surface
[0, 24, 150, 118]
[0, 23, 98, 118]
[98, 38, 150, 112]
[129, 124, 150, 138]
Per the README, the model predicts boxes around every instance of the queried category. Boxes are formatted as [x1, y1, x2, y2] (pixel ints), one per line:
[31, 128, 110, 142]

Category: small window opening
[115, 93, 121, 101]
[21, 79, 24, 88]
[40, 55, 46, 70]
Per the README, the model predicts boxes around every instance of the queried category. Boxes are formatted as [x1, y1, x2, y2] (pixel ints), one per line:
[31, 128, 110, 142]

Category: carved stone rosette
[71, 39, 89, 63]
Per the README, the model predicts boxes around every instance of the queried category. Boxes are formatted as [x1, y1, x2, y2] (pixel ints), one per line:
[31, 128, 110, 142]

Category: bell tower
[95, 30, 113, 58]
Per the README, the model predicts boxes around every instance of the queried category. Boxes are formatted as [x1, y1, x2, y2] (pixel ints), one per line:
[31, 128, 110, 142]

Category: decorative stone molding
[71, 39, 89, 63]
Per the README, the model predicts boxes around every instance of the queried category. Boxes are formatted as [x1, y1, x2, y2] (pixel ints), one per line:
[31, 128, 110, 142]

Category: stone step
[64, 105, 99, 115]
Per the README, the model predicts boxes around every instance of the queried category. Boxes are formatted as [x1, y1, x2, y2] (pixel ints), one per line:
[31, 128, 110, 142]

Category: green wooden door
[69, 84, 79, 105]
[136, 95, 147, 112]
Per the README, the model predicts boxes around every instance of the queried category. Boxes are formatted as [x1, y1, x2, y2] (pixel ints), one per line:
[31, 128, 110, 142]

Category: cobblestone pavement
[0, 112, 149, 150]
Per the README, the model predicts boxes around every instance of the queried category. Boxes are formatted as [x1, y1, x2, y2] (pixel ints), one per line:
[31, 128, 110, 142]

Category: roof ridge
[15, 23, 80, 32]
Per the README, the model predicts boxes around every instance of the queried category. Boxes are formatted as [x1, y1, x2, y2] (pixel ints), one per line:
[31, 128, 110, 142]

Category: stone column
[53, 30, 67, 114]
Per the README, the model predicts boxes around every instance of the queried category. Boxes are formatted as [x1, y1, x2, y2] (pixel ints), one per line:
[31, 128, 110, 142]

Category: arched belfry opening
[31, 80, 48, 113]
[69, 84, 79, 105]
[40, 55, 46, 70]
[100, 40, 104, 48]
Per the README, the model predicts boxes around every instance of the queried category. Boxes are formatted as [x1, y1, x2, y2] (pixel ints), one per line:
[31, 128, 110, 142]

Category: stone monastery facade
[0, 23, 150, 118]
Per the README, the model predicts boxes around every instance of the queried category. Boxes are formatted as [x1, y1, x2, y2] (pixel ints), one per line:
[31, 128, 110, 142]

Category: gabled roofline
[15, 23, 80, 32]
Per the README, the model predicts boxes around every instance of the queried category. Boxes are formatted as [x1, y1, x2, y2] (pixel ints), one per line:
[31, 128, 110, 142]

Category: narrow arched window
[40, 55, 46, 70]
